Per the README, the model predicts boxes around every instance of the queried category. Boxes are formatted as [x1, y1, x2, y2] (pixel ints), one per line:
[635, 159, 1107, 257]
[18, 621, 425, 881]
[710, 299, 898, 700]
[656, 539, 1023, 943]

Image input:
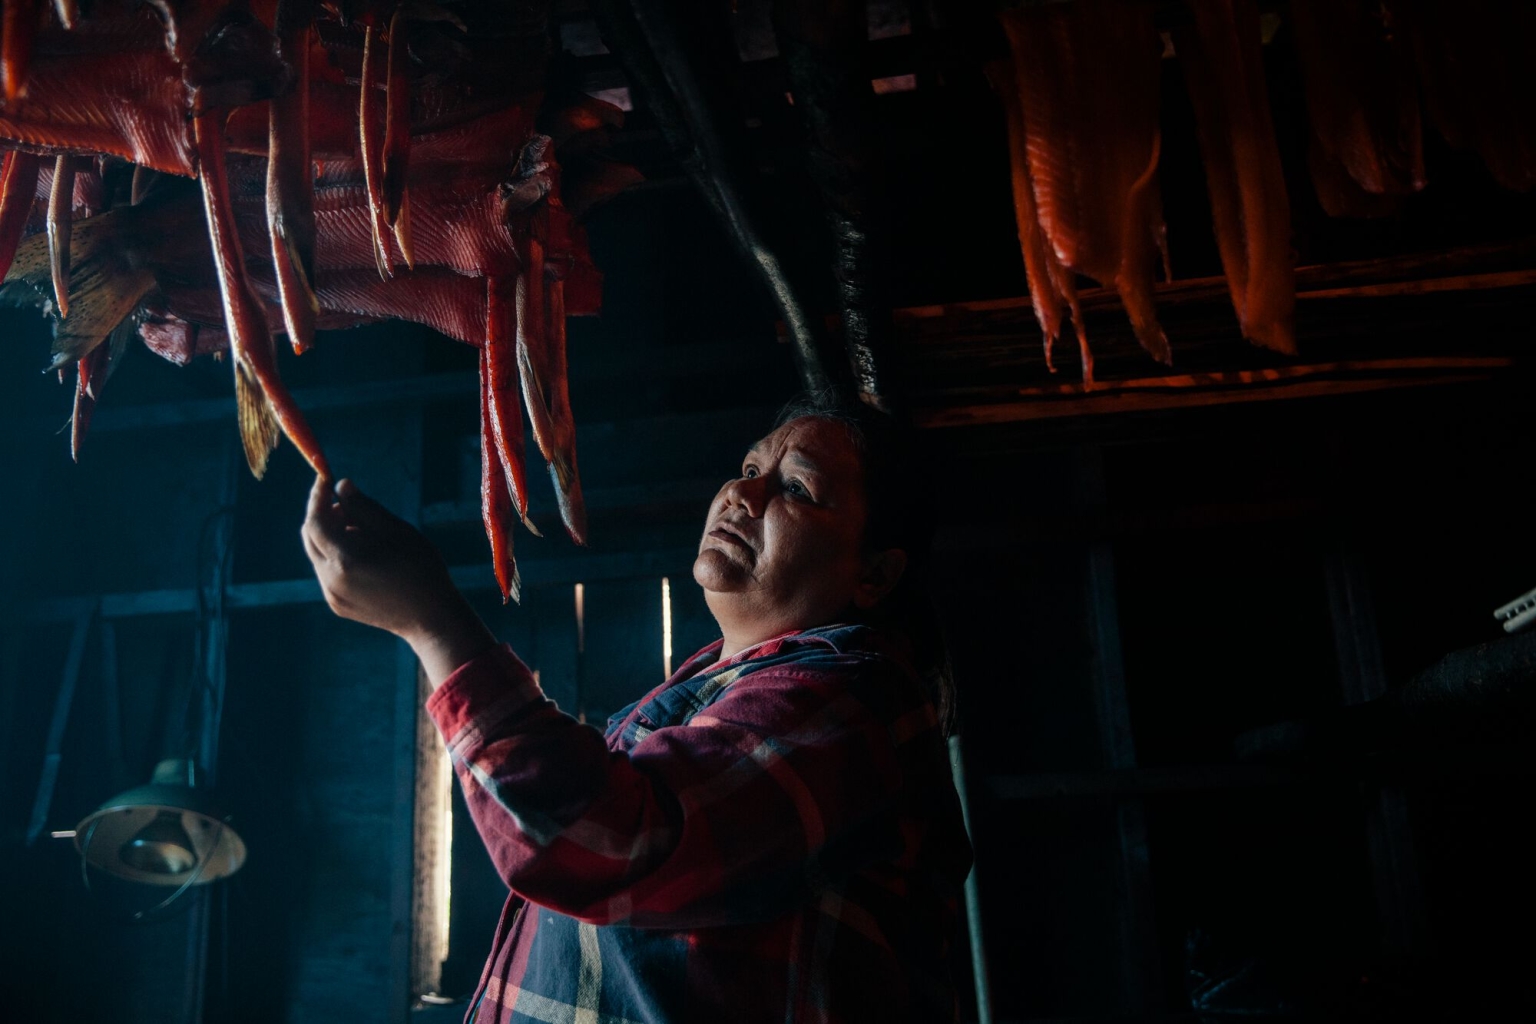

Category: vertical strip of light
[573, 583, 587, 723]
[661, 577, 673, 679]
[435, 751, 452, 969]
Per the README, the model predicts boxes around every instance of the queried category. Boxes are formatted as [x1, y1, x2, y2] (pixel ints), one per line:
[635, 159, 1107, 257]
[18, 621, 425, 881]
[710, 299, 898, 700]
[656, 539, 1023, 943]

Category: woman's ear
[853, 548, 908, 610]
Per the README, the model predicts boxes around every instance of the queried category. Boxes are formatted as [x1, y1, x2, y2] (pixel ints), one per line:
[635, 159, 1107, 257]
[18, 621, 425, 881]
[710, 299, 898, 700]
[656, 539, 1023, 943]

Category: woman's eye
[743, 466, 758, 479]
[786, 479, 809, 498]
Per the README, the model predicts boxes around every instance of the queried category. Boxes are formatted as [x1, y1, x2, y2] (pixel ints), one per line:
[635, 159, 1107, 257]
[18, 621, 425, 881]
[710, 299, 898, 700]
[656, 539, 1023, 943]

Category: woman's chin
[693, 549, 748, 593]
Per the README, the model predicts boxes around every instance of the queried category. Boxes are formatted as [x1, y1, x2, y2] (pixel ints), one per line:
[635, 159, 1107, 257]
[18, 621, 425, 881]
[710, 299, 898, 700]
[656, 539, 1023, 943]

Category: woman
[302, 399, 972, 1023]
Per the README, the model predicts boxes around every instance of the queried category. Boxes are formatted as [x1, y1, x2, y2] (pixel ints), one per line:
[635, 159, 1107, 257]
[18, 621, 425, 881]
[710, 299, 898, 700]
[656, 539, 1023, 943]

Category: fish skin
[310, 264, 485, 343]
[1292, 0, 1425, 207]
[542, 273, 586, 546]
[1396, 0, 1536, 194]
[999, 2, 1167, 377]
[986, 58, 1069, 373]
[193, 108, 331, 479]
[382, 4, 411, 228]
[1177, 0, 1296, 355]
[0, 9, 195, 175]
[139, 316, 204, 366]
[1115, 130, 1171, 366]
[295, 106, 533, 276]
[62, 179, 535, 350]
[71, 349, 103, 462]
[515, 234, 555, 466]
[357, 20, 393, 279]
[47, 153, 73, 317]
[479, 339, 520, 604]
[268, 6, 319, 353]
[1306, 136, 1404, 219]
[485, 275, 532, 528]
[0, 147, 39, 281]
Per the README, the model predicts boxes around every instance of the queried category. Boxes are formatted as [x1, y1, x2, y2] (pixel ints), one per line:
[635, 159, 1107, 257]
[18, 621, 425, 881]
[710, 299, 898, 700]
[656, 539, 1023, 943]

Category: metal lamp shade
[74, 760, 246, 887]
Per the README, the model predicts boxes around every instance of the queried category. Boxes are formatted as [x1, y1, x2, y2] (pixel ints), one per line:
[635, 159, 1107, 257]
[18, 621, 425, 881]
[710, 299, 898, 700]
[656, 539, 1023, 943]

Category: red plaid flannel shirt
[426, 622, 973, 1023]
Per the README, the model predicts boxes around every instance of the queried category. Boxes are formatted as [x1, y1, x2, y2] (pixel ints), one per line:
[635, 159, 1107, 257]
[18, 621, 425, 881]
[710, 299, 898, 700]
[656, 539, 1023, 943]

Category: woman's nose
[722, 475, 766, 516]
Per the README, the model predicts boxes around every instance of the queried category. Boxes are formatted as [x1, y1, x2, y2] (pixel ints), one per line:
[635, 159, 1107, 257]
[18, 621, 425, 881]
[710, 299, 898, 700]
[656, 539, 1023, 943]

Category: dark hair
[774, 393, 957, 736]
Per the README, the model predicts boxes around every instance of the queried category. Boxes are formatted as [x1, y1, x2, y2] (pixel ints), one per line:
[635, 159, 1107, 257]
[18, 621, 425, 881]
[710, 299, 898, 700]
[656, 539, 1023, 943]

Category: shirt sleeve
[425, 643, 920, 928]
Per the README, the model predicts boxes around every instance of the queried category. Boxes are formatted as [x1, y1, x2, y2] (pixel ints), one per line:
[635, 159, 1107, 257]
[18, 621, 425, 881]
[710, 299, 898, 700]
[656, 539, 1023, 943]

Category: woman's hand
[302, 476, 497, 686]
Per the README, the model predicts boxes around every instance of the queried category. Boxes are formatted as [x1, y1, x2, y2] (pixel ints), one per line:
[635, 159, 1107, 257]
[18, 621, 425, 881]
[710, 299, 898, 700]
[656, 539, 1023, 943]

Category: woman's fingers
[303, 474, 345, 558]
[302, 472, 461, 640]
[335, 477, 404, 535]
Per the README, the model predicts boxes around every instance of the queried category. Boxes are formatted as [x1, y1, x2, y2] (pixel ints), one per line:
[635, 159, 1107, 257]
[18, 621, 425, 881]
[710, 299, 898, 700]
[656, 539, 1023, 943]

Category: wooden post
[1325, 538, 1431, 964]
[1076, 446, 1163, 1014]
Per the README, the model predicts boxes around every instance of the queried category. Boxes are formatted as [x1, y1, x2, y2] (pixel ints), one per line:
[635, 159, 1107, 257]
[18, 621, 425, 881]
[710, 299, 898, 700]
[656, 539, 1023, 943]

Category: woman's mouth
[708, 525, 751, 550]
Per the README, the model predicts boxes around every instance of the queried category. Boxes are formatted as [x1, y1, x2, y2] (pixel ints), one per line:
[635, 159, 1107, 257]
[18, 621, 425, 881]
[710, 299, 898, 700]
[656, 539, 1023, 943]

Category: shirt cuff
[425, 643, 545, 758]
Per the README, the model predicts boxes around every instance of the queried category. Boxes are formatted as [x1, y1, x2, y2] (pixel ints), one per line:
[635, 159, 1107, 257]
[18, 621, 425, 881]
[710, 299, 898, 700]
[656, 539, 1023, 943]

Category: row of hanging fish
[992, 0, 1536, 384]
[0, 1, 639, 602]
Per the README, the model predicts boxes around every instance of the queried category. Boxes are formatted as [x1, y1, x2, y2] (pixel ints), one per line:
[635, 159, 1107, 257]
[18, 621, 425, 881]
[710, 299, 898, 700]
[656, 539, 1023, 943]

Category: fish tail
[516, 238, 556, 463]
[20, 208, 156, 371]
[1182, 0, 1295, 355]
[486, 276, 530, 522]
[234, 360, 281, 479]
[550, 458, 587, 548]
[985, 58, 1065, 373]
[52, 1, 78, 32]
[1067, 291, 1093, 389]
[1117, 129, 1172, 366]
[544, 276, 587, 545]
[194, 109, 330, 478]
[479, 342, 521, 604]
[47, 155, 74, 319]
[358, 21, 393, 280]
[71, 353, 99, 462]
[382, 5, 412, 228]
[70, 332, 118, 462]
[269, 13, 319, 354]
[392, 186, 414, 270]
[271, 214, 319, 354]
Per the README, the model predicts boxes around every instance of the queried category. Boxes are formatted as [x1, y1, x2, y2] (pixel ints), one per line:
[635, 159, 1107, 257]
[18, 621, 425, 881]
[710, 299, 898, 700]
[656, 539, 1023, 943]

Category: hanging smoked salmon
[995, 0, 1169, 385]
[1291, 0, 1425, 219]
[1392, 0, 1536, 194]
[0, 0, 632, 602]
[1176, 0, 1296, 356]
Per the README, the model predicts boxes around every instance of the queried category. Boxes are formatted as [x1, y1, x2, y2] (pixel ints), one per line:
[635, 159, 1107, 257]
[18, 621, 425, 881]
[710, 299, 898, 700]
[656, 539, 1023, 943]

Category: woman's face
[694, 417, 874, 637]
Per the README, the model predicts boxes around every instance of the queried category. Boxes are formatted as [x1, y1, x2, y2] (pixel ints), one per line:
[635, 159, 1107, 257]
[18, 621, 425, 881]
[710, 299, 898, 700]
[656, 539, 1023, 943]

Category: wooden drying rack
[894, 239, 1535, 427]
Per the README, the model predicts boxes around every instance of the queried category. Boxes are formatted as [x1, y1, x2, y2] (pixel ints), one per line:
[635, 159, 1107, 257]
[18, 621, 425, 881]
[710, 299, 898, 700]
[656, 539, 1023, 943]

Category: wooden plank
[894, 239, 1536, 321]
[1300, 268, 1536, 301]
[918, 363, 1508, 428]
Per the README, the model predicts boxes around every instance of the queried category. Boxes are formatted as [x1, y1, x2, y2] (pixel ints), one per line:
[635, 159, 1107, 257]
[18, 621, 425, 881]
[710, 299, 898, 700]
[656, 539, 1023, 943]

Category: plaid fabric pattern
[426, 623, 973, 1024]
